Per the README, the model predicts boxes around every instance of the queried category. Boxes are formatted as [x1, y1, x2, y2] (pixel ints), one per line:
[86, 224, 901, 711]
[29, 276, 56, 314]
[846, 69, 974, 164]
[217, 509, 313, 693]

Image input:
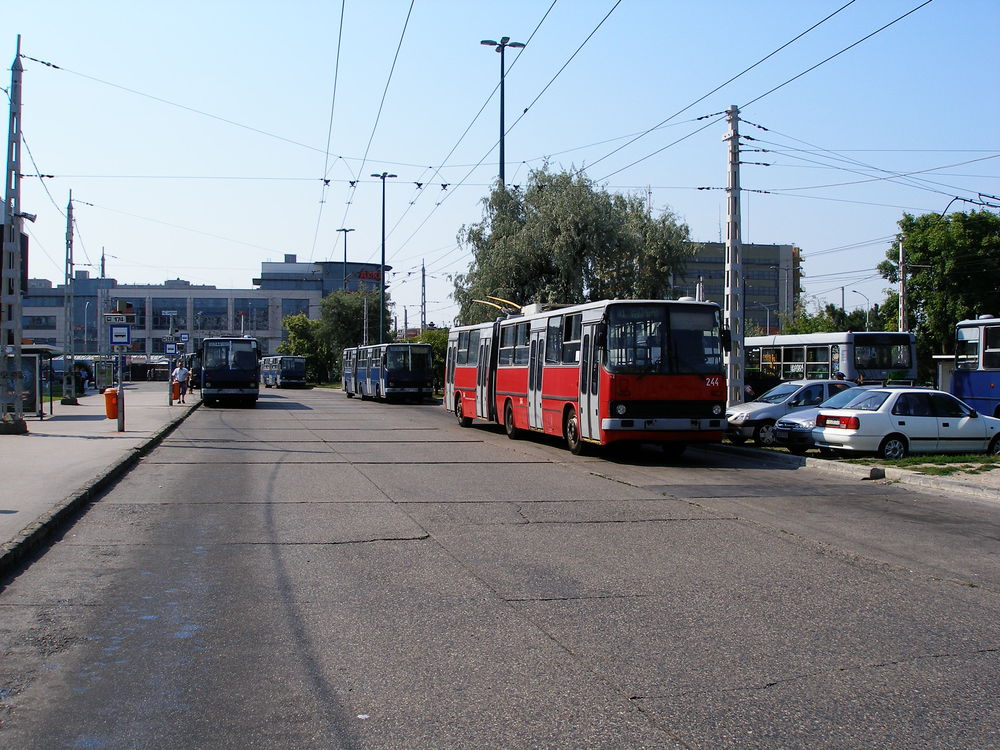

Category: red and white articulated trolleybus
[444, 298, 729, 455]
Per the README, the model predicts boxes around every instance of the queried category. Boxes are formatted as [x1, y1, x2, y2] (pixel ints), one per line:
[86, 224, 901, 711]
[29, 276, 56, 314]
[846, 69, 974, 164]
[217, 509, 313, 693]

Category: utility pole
[0, 36, 27, 433]
[62, 190, 78, 404]
[420, 260, 426, 334]
[723, 105, 745, 405]
[370, 172, 396, 343]
[898, 239, 907, 332]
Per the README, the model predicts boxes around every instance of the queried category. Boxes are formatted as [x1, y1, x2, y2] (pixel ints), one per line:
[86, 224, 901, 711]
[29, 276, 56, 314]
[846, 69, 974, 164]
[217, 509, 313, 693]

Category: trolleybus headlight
[615, 403, 627, 416]
[712, 404, 723, 415]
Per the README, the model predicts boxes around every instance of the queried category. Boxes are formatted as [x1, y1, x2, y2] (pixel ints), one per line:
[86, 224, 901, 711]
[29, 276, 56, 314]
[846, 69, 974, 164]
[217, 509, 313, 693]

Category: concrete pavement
[1, 382, 996, 577]
[0, 380, 197, 573]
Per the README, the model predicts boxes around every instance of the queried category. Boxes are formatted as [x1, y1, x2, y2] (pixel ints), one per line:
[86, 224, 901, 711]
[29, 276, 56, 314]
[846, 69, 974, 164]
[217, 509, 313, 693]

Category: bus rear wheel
[504, 401, 522, 440]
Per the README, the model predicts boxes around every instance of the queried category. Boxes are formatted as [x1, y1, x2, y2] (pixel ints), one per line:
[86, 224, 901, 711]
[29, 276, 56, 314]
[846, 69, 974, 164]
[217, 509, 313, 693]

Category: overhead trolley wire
[310, 0, 349, 260]
[337, 0, 416, 232]
[585, 0, 860, 179]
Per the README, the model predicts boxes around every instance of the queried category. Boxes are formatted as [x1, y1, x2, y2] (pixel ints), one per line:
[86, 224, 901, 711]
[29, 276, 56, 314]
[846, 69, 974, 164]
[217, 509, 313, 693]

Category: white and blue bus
[745, 331, 917, 394]
[261, 355, 306, 388]
[342, 343, 434, 402]
[200, 336, 261, 407]
[952, 315, 1000, 417]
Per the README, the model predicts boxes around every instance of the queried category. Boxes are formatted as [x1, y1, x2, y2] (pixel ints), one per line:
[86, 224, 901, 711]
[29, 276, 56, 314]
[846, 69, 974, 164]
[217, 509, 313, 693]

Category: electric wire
[309, 0, 348, 261]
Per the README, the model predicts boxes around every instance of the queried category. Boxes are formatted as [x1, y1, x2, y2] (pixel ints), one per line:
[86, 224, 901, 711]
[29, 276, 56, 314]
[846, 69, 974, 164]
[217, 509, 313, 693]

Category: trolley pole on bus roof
[723, 105, 745, 406]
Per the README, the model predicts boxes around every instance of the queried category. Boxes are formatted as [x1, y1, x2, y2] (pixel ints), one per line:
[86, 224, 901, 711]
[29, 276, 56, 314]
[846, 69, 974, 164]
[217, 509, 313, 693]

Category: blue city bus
[200, 336, 261, 407]
[342, 343, 434, 402]
[952, 315, 1000, 417]
[261, 355, 306, 388]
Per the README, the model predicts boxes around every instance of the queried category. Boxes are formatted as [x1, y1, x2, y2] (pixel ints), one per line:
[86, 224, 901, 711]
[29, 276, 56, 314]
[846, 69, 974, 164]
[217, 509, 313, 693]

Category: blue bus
[200, 336, 261, 407]
[261, 355, 306, 388]
[952, 315, 1000, 417]
[342, 343, 434, 402]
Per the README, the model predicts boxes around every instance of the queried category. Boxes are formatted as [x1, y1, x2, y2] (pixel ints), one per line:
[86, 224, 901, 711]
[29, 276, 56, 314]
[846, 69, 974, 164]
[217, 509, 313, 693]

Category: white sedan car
[812, 387, 1000, 459]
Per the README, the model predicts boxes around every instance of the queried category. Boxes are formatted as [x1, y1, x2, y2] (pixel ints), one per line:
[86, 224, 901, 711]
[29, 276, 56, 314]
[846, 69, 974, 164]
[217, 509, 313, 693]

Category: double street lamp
[481, 35, 525, 186]
[852, 290, 871, 331]
[337, 228, 355, 291]
[370, 173, 396, 343]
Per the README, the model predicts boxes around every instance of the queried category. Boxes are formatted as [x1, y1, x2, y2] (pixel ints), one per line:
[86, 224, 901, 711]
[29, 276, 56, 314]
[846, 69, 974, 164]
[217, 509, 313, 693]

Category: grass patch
[838, 453, 999, 476]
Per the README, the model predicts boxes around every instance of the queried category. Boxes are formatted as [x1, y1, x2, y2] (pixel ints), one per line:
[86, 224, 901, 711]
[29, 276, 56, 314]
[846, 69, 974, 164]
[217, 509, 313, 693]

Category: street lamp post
[481, 35, 524, 186]
[337, 228, 355, 291]
[852, 290, 870, 331]
[370, 172, 396, 343]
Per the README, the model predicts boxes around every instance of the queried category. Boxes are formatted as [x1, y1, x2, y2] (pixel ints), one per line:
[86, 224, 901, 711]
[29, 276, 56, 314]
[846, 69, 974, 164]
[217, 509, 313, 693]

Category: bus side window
[986, 326, 1000, 368]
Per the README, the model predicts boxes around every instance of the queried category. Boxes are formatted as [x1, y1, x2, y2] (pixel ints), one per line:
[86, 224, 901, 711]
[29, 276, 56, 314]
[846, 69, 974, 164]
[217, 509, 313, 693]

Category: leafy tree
[878, 210, 1000, 362]
[276, 290, 392, 383]
[276, 313, 329, 382]
[781, 302, 870, 334]
[453, 166, 695, 324]
[417, 327, 449, 391]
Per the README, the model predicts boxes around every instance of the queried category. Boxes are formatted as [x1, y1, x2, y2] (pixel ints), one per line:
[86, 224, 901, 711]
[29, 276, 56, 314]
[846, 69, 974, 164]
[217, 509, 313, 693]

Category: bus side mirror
[721, 329, 732, 353]
[596, 323, 607, 349]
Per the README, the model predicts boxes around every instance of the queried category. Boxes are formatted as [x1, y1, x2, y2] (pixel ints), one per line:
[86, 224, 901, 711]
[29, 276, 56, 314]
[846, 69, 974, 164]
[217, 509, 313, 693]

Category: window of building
[235, 298, 269, 331]
[151, 298, 187, 329]
[23, 315, 57, 329]
[193, 298, 228, 332]
[281, 298, 309, 320]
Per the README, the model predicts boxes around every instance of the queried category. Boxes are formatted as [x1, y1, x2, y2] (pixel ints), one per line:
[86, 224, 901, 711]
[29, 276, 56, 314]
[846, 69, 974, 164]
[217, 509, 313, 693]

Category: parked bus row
[342, 343, 435, 402]
[445, 298, 729, 456]
[261, 355, 307, 388]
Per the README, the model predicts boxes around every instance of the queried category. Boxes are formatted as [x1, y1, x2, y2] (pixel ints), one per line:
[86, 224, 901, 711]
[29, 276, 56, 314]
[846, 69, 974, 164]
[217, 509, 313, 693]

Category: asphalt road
[1, 387, 998, 749]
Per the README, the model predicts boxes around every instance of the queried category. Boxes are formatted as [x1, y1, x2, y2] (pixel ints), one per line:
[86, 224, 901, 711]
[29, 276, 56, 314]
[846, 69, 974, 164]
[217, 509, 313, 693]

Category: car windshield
[755, 383, 800, 404]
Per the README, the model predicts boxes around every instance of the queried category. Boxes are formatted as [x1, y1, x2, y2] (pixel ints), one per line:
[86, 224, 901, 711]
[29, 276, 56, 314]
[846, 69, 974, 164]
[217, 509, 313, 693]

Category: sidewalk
[0, 381, 198, 574]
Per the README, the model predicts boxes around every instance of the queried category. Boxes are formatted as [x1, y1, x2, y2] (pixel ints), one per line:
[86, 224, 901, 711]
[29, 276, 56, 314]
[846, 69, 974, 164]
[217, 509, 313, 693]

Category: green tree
[276, 313, 329, 382]
[782, 302, 870, 334]
[318, 289, 392, 379]
[417, 327, 449, 391]
[453, 166, 695, 324]
[878, 210, 1000, 364]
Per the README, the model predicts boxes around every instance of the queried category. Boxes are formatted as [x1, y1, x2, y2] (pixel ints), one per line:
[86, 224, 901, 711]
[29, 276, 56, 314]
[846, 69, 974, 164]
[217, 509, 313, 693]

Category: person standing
[170, 361, 190, 404]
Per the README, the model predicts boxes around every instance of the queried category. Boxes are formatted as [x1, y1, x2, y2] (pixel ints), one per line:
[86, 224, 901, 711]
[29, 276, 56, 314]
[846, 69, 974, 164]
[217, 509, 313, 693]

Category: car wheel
[988, 434, 1000, 456]
[753, 421, 777, 447]
[504, 401, 522, 440]
[878, 434, 908, 460]
[564, 409, 586, 455]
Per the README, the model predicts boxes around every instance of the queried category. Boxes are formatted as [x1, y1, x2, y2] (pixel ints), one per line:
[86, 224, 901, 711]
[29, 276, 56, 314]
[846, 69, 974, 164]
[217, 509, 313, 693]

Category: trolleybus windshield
[605, 303, 722, 375]
[386, 345, 432, 371]
[205, 339, 258, 370]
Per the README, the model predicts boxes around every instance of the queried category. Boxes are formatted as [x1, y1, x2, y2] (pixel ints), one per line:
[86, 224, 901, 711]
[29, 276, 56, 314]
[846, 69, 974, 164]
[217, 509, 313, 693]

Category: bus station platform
[0, 380, 197, 574]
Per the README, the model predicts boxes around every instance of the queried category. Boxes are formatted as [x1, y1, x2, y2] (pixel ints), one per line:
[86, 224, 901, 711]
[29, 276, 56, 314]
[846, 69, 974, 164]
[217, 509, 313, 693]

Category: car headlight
[729, 412, 747, 423]
[799, 419, 816, 429]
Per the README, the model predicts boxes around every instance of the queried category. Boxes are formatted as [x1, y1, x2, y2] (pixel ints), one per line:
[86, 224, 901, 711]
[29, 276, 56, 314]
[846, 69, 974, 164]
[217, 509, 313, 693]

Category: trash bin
[171, 380, 180, 401]
[103, 387, 118, 419]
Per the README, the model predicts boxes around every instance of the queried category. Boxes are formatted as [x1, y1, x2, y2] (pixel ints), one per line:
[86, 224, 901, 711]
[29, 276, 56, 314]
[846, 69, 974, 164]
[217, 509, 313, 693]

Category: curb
[0, 400, 201, 578]
[702, 443, 999, 502]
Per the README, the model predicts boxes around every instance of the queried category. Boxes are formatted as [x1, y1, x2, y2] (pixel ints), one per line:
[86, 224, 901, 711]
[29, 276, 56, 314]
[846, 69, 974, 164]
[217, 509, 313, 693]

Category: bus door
[527, 328, 544, 429]
[579, 325, 601, 441]
[476, 339, 489, 419]
[444, 340, 457, 412]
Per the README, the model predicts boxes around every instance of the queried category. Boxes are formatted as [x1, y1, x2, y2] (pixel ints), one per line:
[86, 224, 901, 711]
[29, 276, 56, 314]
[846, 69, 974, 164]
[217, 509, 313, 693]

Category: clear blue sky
[9, 0, 999, 326]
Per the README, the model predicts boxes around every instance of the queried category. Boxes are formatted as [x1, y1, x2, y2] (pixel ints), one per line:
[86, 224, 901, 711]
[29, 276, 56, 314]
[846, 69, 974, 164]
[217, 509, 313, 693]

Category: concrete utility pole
[1, 37, 27, 433]
[420, 260, 426, 334]
[62, 190, 78, 404]
[898, 239, 907, 332]
[723, 105, 745, 406]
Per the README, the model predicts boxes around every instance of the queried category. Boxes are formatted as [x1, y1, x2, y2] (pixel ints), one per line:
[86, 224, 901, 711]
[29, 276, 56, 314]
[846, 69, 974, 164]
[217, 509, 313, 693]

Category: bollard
[103, 387, 118, 420]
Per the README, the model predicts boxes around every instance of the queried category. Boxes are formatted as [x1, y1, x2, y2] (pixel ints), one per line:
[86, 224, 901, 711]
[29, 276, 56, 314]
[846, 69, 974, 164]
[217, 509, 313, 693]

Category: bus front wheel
[456, 399, 472, 428]
[564, 409, 586, 455]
